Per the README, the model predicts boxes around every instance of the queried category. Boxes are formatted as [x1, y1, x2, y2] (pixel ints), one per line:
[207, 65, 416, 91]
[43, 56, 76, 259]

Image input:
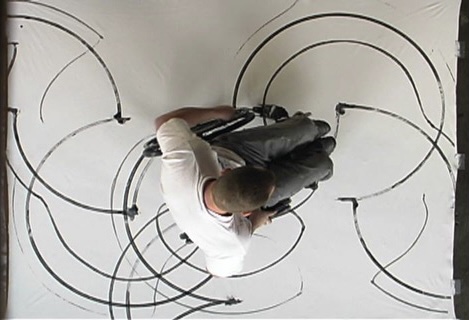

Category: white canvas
[6, 0, 460, 318]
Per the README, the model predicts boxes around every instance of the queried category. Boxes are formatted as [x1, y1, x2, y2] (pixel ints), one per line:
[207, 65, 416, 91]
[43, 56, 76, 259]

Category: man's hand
[248, 209, 276, 232]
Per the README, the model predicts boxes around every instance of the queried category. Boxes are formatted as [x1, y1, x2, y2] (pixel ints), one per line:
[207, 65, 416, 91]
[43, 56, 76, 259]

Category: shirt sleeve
[156, 118, 196, 154]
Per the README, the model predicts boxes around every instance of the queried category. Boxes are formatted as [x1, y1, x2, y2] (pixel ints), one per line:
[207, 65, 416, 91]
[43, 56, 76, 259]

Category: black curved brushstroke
[39, 39, 101, 122]
[154, 207, 206, 273]
[372, 194, 429, 282]
[10, 179, 26, 254]
[370, 194, 448, 314]
[7, 42, 18, 75]
[131, 158, 153, 206]
[333, 107, 341, 139]
[286, 189, 315, 214]
[336, 103, 455, 200]
[9, 0, 104, 39]
[342, 198, 451, 300]
[233, 209, 305, 278]
[152, 217, 201, 278]
[109, 135, 152, 252]
[10, 111, 125, 214]
[173, 300, 228, 320]
[125, 289, 132, 320]
[438, 50, 456, 84]
[260, 39, 454, 147]
[373, 283, 448, 314]
[8, 14, 125, 121]
[236, 0, 300, 55]
[150, 244, 187, 316]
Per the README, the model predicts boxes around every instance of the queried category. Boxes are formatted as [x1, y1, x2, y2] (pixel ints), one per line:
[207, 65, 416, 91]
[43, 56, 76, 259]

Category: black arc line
[149, 243, 189, 316]
[39, 39, 101, 122]
[236, 0, 300, 55]
[173, 300, 229, 320]
[109, 135, 153, 252]
[7, 42, 18, 75]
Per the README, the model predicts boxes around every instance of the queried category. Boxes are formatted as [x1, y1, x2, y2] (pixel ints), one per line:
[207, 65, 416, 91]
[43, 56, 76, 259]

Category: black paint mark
[373, 283, 448, 314]
[174, 300, 235, 320]
[7, 42, 19, 75]
[39, 39, 101, 123]
[236, 0, 299, 55]
[109, 135, 153, 252]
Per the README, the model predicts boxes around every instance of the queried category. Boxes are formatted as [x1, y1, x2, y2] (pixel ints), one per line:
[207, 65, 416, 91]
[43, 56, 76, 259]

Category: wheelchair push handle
[143, 107, 256, 158]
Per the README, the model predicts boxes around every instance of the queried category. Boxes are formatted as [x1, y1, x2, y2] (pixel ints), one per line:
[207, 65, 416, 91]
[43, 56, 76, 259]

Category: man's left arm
[154, 105, 236, 131]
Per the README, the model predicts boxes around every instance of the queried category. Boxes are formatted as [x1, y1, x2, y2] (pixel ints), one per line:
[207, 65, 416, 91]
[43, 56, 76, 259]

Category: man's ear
[242, 211, 253, 217]
[221, 168, 232, 175]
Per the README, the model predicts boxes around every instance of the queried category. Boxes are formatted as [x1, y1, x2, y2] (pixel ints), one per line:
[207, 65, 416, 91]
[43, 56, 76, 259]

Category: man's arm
[154, 105, 236, 131]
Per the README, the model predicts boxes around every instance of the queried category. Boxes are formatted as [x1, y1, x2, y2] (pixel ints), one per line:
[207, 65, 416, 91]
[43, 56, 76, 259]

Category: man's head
[212, 166, 276, 213]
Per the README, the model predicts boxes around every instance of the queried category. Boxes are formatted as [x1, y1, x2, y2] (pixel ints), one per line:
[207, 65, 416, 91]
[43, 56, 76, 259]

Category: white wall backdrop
[6, 0, 460, 318]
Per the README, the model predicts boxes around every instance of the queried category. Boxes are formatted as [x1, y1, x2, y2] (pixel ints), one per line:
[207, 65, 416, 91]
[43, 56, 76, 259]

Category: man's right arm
[248, 209, 276, 233]
[155, 105, 235, 131]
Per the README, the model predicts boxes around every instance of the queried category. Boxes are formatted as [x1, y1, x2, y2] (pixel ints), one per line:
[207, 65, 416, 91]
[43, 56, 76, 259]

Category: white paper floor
[6, 0, 461, 318]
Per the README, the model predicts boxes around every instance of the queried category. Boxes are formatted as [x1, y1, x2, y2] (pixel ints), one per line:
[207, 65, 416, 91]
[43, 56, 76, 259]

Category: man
[155, 105, 335, 277]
